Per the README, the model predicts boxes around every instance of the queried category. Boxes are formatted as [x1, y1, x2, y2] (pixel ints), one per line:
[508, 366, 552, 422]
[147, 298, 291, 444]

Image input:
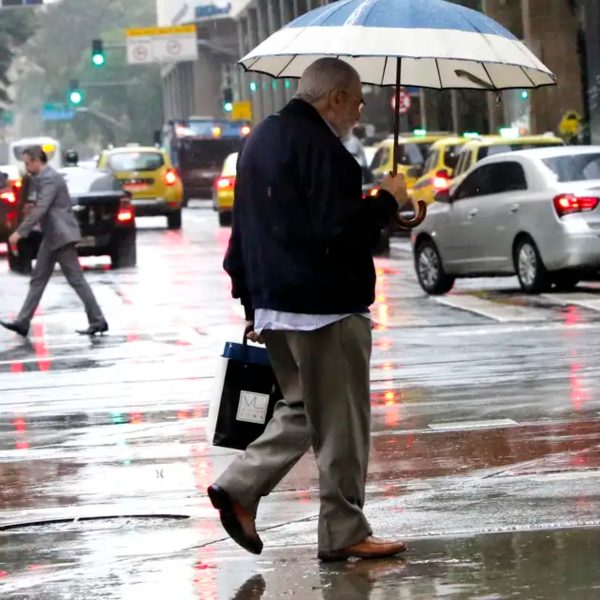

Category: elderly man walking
[208, 58, 407, 561]
[1, 146, 108, 338]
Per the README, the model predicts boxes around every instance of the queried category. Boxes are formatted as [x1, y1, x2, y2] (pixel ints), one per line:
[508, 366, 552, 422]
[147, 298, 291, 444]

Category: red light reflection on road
[31, 322, 51, 372]
[569, 362, 589, 411]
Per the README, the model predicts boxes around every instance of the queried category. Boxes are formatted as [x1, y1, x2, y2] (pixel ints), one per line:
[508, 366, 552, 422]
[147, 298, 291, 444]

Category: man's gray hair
[296, 57, 360, 104]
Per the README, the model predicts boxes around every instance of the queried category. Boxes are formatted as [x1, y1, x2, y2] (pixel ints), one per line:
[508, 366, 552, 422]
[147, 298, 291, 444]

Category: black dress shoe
[76, 321, 109, 336]
[208, 484, 263, 555]
[0, 321, 29, 337]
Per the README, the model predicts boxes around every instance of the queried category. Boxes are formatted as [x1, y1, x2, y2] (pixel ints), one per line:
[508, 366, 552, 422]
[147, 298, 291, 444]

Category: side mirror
[153, 130, 162, 146]
[435, 189, 452, 203]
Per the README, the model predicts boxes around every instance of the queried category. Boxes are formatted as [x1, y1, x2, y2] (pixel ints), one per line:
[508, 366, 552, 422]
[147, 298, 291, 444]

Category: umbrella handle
[392, 199, 427, 229]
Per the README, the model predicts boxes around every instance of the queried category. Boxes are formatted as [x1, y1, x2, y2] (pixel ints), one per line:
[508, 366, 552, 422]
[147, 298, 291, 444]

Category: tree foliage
[0, 8, 36, 109]
[14, 0, 163, 152]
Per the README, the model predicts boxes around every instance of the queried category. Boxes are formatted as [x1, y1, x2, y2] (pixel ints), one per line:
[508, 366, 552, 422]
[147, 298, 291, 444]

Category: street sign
[0, 110, 14, 127]
[391, 89, 412, 114]
[559, 110, 582, 137]
[42, 103, 74, 122]
[231, 101, 252, 122]
[126, 25, 198, 65]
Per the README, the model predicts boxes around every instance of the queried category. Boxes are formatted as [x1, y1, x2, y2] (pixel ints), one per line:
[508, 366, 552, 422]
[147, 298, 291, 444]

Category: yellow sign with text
[231, 101, 253, 122]
[126, 25, 196, 38]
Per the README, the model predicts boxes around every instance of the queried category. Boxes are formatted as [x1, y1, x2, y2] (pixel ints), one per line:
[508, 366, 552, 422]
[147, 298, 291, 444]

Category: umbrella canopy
[240, 0, 555, 91]
[239, 0, 557, 228]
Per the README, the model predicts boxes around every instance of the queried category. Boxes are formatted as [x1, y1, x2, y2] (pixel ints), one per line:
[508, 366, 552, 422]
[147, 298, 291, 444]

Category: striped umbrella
[239, 0, 557, 227]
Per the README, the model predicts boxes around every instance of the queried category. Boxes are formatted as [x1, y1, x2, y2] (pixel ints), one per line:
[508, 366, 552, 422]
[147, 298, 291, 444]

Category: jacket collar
[280, 99, 339, 138]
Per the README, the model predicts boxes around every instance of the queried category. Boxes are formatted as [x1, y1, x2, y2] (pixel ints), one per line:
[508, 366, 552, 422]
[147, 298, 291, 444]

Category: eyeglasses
[344, 90, 366, 109]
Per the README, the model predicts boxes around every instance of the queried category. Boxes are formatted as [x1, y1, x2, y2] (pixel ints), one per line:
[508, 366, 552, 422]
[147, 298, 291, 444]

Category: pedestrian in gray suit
[1, 146, 108, 338]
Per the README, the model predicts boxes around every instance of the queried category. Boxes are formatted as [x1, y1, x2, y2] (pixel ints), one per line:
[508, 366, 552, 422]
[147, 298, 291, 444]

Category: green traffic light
[69, 91, 83, 105]
[92, 53, 106, 67]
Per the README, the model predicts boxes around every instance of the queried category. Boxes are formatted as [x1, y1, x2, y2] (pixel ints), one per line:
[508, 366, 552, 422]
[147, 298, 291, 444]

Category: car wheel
[110, 232, 137, 269]
[514, 237, 550, 294]
[415, 239, 455, 295]
[167, 209, 182, 230]
[218, 211, 232, 227]
[372, 227, 391, 257]
[552, 273, 580, 291]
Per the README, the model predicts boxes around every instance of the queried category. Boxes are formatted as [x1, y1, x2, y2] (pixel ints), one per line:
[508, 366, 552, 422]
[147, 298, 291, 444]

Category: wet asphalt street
[0, 202, 599, 599]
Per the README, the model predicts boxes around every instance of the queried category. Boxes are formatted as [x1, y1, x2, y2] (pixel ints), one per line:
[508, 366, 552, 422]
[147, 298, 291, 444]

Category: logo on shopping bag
[236, 390, 270, 424]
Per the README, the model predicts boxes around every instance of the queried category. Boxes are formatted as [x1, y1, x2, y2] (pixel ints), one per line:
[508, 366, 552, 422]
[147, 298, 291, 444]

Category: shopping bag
[207, 329, 282, 450]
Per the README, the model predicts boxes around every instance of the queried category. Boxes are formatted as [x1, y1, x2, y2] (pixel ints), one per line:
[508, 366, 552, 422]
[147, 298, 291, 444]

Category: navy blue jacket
[224, 99, 398, 320]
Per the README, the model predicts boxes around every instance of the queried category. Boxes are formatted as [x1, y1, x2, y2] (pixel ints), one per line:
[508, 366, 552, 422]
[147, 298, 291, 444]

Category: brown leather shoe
[318, 535, 407, 562]
[207, 484, 263, 555]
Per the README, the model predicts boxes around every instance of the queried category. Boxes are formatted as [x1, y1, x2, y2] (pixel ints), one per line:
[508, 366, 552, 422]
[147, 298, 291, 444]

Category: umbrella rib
[275, 55, 297, 78]
[520, 65, 537, 88]
[435, 59, 443, 90]
[481, 63, 498, 90]
[380, 56, 388, 86]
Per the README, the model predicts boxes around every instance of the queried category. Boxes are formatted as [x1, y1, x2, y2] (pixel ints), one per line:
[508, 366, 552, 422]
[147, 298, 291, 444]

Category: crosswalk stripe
[542, 292, 600, 312]
[434, 295, 548, 322]
[428, 418, 518, 431]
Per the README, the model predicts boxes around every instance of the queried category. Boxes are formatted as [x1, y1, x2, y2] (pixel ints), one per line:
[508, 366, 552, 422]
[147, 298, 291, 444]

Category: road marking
[428, 418, 518, 431]
[542, 292, 600, 312]
[435, 295, 549, 322]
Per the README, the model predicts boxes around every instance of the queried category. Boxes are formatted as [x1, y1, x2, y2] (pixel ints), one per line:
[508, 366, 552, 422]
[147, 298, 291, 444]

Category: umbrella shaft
[393, 59, 401, 177]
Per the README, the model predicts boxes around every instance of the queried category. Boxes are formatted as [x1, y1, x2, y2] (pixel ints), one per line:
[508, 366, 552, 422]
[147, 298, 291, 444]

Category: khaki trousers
[216, 315, 373, 552]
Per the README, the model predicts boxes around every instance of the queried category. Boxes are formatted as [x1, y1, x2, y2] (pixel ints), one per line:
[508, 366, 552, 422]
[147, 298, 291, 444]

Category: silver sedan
[411, 147, 600, 294]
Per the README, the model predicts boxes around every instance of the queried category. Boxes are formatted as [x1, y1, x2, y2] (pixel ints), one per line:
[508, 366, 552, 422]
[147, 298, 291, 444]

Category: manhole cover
[0, 514, 189, 534]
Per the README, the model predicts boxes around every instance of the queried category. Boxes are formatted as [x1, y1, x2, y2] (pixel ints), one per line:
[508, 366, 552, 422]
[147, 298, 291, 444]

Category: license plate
[124, 183, 149, 192]
[77, 236, 96, 248]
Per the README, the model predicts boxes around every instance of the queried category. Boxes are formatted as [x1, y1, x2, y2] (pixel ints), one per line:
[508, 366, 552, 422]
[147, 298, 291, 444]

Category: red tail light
[164, 169, 178, 186]
[10, 179, 22, 190]
[215, 176, 236, 191]
[117, 198, 134, 223]
[433, 169, 450, 191]
[553, 194, 599, 217]
[0, 191, 16, 205]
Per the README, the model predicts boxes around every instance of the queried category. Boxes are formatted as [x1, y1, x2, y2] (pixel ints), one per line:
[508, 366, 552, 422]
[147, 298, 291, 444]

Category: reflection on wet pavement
[1, 216, 600, 598]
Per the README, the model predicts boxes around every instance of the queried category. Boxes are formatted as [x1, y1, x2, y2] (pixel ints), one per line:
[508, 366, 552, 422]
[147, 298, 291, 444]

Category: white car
[412, 146, 600, 294]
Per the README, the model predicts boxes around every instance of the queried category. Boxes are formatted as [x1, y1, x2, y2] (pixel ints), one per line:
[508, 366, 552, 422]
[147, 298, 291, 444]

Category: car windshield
[108, 152, 164, 171]
[444, 145, 462, 170]
[541, 153, 600, 182]
[396, 143, 430, 166]
[478, 142, 561, 161]
[60, 168, 122, 195]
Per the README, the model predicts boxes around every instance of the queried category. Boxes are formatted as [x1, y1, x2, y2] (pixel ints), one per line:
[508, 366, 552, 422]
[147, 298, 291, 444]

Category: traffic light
[222, 87, 233, 112]
[92, 39, 106, 67]
[68, 80, 84, 106]
[520, 90, 529, 100]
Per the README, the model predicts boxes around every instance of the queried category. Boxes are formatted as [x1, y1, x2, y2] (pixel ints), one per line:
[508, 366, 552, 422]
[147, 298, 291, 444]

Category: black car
[8, 167, 136, 274]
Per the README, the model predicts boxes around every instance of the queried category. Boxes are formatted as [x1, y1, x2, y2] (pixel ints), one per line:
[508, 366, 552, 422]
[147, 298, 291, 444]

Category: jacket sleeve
[305, 140, 397, 242]
[17, 173, 58, 238]
[223, 153, 254, 321]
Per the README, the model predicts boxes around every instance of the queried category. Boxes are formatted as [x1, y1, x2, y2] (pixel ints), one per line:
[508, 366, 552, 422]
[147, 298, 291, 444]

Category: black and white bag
[206, 331, 282, 450]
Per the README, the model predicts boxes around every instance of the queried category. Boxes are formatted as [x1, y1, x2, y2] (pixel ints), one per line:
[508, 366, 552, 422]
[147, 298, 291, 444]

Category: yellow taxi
[411, 136, 472, 206]
[213, 152, 238, 227]
[450, 133, 565, 189]
[369, 132, 450, 193]
[98, 145, 184, 229]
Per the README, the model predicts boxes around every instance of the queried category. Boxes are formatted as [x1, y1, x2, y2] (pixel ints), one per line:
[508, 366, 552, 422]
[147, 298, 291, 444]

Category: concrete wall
[485, 0, 584, 135]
